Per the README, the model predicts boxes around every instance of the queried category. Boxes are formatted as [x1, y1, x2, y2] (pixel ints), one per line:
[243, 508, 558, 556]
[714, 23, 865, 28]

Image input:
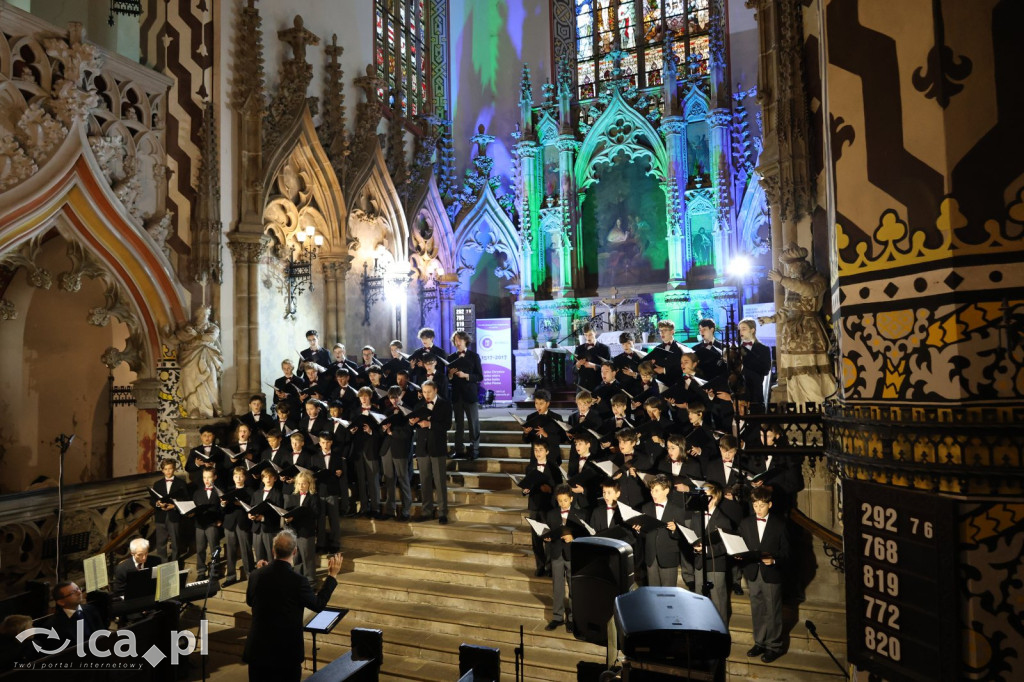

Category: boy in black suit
[408, 327, 448, 379]
[299, 329, 331, 369]
[249, 469, 284, 563]
[736, 487, 789, 663]
[193, 468, 223, 580]
[544, 484, 582, 631]
[573, 324, 610, 391]
[737, 317, 772, 407]
[284, 471, 321, 584]
[523, 441, 563, 576]
[381, 386, 414, 520]
[221, 466, 254, 585]
[412, 380, 453, 524]
[691, 318, 726, 381]
[637, 475, 686, 587]
[152, 458, 189, 562]
[349, 386, 385, 518]
[311, 431, 346, 552]
[185, 426, 223, 488]
[240, 394, 275, 434]
[448, 330, 484, 460]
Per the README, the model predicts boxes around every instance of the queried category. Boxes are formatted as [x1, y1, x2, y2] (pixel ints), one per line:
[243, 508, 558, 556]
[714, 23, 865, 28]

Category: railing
[791, 507, 844, 572]
[823, 403, 1024, 495]
[0, 473, 154, 595]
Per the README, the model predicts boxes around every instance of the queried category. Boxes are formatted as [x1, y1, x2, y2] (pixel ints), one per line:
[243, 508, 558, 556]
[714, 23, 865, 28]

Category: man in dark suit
[736, 487, 790, 663]
[408, 327, 449, 382]
[738, 317, 772, 406]
[412, 380, 453, 524]
[48, 581, 105, 645]
[299, 329, 331, 369]
[448, 331, 484, 460]
[111, 538, 161, 596]
[574, 325, 610, 391]
[244, 531, 342, 682]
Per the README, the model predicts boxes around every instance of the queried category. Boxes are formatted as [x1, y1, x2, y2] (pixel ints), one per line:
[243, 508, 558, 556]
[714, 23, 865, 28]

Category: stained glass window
[374, 0, 432, 116]
[574, 0, 711, 100]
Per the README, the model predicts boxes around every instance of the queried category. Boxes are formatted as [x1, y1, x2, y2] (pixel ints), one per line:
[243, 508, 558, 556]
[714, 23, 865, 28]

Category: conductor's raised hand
[327, 552, 343, 577]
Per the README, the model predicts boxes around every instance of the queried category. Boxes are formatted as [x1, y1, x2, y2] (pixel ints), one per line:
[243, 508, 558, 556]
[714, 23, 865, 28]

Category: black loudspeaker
[614, 587, 731, 665]
[458, 643, 500, 681]
[570, 536, 634, 645]
[350, 628, 383, 665]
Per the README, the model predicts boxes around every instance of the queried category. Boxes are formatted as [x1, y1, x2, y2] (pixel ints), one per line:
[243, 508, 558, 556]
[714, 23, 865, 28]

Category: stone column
[226, 234, 267, 415]
[660, 116, 688, 288]
[799, 1, 1024, 679]
[133, 377, 162, 472]
[322, 259, 350, 343]
[708, 109, 732, 280]
[515, 140, 541, 299]
[555, 135, 580, 296]
[438, 279, 458, 343]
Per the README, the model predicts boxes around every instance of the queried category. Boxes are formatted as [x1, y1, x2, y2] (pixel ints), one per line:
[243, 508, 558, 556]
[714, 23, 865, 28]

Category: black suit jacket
[111, 556, 161, 596]
[691, 341, 727, 381]
[447, 350, 484, 403]
[284, 493, 320, 538]
[244, 560, 337, 665]
[545, 507, 588, 561]
[738, 513, 789, 583]
[48, 605, 104, 644]
[704, 458, 743, 489]
[685, 506, 734, 569]
[300, 347, 332, 369]
[152, 475, 190, 522]
[414, 397, 453, 456]
[640, 500, 686, 568]
[299, 412, 329, 439]
[310, 450, 347, 497]
[574, 342, 611, 390]
[239, 412, 275, 435]
[249, 486, 284, 535]
[740, 341, 772, 403]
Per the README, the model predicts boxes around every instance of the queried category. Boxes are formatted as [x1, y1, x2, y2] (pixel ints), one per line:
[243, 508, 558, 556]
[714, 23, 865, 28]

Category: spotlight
[728, 255, 751, 279]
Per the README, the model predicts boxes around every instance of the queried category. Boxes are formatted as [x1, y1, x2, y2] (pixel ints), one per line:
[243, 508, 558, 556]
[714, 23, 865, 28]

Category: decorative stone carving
[101, 330, 144, 371]
[16, 102, 66, 164]
[757, 242, 837, 403]
[350, 64, 385, 179]
[232, 0, 267, 113]
[386, 94, 410, 201]
[264, 15, 319, 156]
[167, 306, 222, 418]
[59, 239, 107, 292]
[0, 300, 16, 321]
[409, 216, 438, 279]
[146, 211, 174, 259]
[43, 24, 102, 127]
[319, 34, 350, 190]
[0, 136, 37, 192]
[0, 235, 52, 289]
[191, 100, 223, 285]
[349, 191, 393, 255]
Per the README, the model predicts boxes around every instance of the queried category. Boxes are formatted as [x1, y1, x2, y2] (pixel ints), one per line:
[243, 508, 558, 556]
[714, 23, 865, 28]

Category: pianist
[111, 538, 162, 597]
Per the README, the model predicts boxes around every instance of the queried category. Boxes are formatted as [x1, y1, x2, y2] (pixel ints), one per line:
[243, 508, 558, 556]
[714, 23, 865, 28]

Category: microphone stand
[684, 488, 713, 598]
[514, 624, 524, 682]
[54, 434, 75, 582]
[806, 620, 848, 678]
[200, 547, 220, 682]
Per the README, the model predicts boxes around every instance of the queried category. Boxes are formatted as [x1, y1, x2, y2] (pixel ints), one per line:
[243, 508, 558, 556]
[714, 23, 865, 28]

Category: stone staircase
[195, 413, 848, 681]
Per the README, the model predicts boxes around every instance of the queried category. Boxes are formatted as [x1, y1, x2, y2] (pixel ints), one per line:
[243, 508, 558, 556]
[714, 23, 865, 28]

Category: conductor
[244, 530, 343, 682]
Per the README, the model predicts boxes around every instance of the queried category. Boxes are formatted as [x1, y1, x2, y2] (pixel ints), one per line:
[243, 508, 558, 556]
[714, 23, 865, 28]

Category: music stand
[303, 608, 349, 672]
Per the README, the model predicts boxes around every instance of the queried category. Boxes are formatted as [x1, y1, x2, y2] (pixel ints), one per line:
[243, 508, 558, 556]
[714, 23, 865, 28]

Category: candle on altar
[590, 304, 596, 318]
[634, 301, 639, 315]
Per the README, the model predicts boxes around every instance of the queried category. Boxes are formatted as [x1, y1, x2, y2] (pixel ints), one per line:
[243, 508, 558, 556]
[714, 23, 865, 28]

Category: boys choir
[149, 327, 481, 586]
[524, 318, 793, 665]
[146, 316, 790, 663]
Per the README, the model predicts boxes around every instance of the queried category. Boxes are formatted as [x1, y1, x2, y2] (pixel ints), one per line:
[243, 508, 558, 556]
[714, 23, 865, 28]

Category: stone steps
[196, 415, 848, 681]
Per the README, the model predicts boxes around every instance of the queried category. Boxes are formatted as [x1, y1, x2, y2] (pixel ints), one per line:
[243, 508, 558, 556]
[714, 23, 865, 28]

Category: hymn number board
[842, 479, 959, 682]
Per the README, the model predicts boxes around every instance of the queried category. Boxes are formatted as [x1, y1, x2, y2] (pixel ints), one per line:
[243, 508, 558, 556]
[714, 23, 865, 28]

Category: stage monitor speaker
[350, 628, 383, 665]
[458, 643, 500, 681]
[570, 536, 634, 645]
[614, 587, 731, 665]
